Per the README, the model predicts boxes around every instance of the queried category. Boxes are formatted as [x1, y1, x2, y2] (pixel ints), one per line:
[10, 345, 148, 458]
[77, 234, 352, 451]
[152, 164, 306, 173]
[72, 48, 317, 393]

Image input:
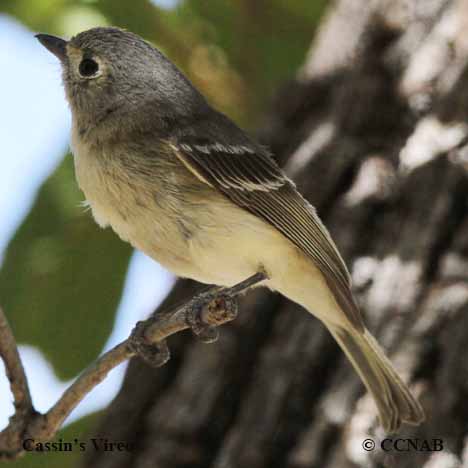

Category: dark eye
[79, 58, 99, 77]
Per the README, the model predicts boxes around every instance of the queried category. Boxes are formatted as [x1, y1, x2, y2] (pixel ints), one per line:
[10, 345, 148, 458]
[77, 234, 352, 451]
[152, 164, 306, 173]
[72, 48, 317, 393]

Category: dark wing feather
[170, 131, 363, 331]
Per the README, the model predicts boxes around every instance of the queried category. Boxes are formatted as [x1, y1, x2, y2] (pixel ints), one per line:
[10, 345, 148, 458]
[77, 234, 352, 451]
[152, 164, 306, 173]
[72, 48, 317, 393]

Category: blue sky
[0, 14, 175, 428]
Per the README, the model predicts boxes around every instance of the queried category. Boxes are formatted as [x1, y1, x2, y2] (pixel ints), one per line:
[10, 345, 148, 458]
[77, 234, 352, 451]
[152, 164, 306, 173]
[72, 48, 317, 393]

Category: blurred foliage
[8, 412, 100, 468]
[0, 156, 132, 379]
[0, 0, 327, 386]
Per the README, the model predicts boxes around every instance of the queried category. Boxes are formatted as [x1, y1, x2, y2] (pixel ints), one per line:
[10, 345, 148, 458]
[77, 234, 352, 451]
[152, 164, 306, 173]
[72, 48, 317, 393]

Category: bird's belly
[184, 203, 287, 286]
[126, 197, 269, 286]
[85, 194, 260, 285]
[104, 203, 197, 276]
[83, 178, 336, 322]
[80, 182, 195, 277]
[144, 203, 265, 285]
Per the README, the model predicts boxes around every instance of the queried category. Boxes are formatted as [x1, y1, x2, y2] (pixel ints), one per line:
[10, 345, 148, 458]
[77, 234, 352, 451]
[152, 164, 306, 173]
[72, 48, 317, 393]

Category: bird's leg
[129, 270, 267, 366]
[186, 291, 236, 343]
[187, 270, 267, 343]
[129, 320, 171, 367]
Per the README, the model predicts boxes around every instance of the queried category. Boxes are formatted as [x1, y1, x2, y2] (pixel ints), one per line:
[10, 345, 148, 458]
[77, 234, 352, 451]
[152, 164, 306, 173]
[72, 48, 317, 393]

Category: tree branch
[0, 307, 35, 456]
[0, 308, 33, 417]
[0, 271, 266, 459]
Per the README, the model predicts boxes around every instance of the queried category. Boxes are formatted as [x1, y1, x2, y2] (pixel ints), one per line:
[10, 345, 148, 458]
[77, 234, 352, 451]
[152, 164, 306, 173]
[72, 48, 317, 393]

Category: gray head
[36, 27, 207, 133]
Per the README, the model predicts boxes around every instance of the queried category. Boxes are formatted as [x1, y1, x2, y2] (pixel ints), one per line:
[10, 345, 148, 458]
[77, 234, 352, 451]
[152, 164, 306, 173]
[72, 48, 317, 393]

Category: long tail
[328, 325, 425, 432]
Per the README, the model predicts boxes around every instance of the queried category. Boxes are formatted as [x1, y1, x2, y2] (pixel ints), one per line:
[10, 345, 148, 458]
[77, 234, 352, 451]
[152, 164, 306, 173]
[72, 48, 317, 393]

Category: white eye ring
[78, 58, 100, 78]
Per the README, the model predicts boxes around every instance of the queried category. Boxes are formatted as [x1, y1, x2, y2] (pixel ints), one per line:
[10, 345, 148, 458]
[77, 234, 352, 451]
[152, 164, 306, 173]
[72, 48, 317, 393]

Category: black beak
[35, 33, 68, 62]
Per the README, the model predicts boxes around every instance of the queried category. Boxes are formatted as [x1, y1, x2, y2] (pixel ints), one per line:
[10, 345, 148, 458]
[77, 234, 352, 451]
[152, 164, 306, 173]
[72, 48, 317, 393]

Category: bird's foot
[128, 320, 170, 367]
[186, 291, 238, 343]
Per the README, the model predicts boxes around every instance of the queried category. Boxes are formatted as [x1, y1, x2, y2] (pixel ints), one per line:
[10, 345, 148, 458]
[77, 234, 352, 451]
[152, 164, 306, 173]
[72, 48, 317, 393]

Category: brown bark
[83, 1, 468, 467]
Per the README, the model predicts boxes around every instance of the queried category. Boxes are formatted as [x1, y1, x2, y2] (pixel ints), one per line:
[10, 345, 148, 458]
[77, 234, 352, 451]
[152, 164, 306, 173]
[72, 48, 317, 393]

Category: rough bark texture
[83, 1, 468, 467]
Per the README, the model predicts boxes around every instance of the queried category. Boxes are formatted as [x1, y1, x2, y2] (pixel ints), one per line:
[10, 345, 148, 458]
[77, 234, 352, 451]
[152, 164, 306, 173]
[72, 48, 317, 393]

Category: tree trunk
[83, 1, 468, 467]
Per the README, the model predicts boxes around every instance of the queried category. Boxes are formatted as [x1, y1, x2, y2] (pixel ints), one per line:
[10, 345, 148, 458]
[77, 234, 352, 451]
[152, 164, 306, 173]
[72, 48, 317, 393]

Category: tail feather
[329, 326, 425, 432]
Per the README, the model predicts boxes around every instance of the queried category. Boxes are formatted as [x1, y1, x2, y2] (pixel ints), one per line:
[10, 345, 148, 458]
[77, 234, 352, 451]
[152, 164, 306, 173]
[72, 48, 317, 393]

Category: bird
[36, 27, 425, 432]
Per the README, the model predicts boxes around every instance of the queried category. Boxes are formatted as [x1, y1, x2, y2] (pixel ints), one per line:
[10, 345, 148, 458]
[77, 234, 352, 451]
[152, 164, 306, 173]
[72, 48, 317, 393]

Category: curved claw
[186, 293, 238, 343]
[129, 321, 170, 367]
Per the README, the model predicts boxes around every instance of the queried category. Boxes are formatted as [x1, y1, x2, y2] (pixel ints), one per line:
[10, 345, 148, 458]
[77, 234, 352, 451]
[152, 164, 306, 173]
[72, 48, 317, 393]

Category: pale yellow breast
[70, 123, 200, 274]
